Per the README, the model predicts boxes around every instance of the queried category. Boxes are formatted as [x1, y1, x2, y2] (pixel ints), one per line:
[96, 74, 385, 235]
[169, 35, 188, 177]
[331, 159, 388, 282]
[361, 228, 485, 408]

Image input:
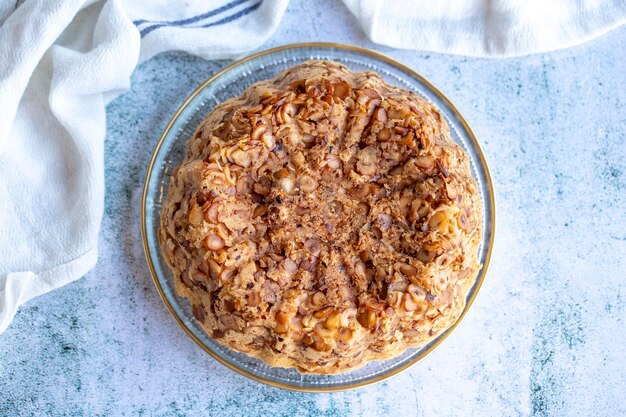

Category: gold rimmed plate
[141, 43, 495, 392]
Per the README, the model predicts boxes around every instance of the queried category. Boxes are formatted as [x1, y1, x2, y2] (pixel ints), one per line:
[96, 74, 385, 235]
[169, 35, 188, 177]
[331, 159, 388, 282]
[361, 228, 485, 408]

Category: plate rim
[141, 42, 496, 393]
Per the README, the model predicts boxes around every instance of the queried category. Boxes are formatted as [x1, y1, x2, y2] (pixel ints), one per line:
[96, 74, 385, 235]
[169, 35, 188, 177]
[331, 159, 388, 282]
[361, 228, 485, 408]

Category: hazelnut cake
[159, 60, 482, 374]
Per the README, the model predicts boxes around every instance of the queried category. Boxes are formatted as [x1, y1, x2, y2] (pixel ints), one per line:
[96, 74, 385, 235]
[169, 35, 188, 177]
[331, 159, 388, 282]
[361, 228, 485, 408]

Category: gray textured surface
[1, 1, 625, 416]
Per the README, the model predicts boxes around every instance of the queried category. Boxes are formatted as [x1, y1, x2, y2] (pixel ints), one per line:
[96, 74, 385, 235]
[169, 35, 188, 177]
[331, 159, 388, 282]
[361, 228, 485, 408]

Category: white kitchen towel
[0, 0, 288, 333]
[343, 0, 626, 56]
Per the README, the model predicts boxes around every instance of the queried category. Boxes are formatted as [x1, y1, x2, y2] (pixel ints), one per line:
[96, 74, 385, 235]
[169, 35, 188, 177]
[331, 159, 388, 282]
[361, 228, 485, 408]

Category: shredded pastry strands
[159, 61, 482, 374]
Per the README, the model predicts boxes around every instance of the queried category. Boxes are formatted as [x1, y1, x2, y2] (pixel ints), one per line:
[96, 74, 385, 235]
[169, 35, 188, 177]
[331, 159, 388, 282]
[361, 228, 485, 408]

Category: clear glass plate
[141, 43, 495, 392]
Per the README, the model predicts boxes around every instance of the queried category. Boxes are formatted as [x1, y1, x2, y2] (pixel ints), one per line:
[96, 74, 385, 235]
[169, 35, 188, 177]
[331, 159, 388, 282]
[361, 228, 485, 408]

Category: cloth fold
[0, 0, 624, 333]
[343, 0, 626, 57]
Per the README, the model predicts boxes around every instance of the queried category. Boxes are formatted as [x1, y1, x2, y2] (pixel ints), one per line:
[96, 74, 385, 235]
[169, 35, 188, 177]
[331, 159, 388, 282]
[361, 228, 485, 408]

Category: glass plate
[141, 43, 495, 392]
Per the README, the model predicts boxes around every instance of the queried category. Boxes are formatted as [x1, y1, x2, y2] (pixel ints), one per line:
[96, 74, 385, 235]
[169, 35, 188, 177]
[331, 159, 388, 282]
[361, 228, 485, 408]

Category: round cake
[159, 60, 482, 374]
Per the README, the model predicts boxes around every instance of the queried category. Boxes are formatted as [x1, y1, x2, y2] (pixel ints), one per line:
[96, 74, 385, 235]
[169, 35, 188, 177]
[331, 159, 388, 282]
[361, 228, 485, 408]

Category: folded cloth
[0, 0, 288, 333]
[343, 0, 626, 56]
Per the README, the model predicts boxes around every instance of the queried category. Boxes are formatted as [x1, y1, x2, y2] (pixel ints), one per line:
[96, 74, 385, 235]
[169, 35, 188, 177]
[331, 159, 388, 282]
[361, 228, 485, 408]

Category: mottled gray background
[1, 1, 625, 416]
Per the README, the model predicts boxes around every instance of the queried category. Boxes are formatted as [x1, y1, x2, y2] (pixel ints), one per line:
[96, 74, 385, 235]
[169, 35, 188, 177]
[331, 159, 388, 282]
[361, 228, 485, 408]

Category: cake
[159, 60, 482, 374]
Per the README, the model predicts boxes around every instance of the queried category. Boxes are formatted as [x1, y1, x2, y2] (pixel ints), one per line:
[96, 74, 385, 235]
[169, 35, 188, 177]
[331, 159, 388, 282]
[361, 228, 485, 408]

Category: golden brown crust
[159, 61, 482, 374]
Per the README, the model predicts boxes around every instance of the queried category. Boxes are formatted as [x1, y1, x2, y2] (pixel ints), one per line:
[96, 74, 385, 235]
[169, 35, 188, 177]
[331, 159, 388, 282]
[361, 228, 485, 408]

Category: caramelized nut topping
[204, 234, 225, 251]
[356, 308, 377, 330]
[188, 203, 204, 225]
[325, 311, 341, 330]
[160, 60, 482, 375]
[304, 238, 321, 257]
[337, 327, 353, 343]
[299, 175, 318, 193]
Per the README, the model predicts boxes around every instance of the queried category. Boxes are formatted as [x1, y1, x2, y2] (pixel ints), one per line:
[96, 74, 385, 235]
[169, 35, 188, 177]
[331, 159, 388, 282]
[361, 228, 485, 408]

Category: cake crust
[159, 61, 482, 374]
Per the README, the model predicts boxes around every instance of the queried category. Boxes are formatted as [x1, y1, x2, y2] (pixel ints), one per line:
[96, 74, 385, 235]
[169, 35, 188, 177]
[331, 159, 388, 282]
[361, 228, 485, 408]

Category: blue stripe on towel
[139, 1, 262, 37]
[139, 0, 263, 38]
[133, 0, 249, 26]
[199, 1, 262, 28]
